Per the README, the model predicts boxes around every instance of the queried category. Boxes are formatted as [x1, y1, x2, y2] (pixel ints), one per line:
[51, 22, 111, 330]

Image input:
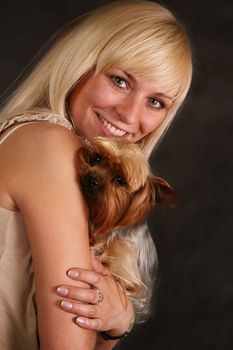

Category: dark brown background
[0, 1, 232, 349]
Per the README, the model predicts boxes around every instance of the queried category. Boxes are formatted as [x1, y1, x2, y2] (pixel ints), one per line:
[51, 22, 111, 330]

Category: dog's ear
[103, 176, 176, 230]
[77, 137, 95, 164]
[150, 175, 177, 207]
[129, 176, 176, 219]
[77, 146, 91, 165]
[114, 180, 155, 228]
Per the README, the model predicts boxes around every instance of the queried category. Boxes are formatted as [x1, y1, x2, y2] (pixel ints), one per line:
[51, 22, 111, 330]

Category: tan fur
[77, 137, 176, 242]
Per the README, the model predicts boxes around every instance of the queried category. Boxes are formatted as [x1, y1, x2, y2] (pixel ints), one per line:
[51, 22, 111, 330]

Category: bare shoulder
[0, 122, 82, 210]
[11, 121, 82, 159]
[2, 122, 83, 199]
[0, 121, 82, 166]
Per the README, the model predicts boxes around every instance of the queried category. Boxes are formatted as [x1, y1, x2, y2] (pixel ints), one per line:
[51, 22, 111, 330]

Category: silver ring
[97, 291, 104, 303]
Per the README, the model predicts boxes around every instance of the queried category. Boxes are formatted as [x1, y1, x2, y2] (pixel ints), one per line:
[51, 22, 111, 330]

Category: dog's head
[77, 137, 176, 235]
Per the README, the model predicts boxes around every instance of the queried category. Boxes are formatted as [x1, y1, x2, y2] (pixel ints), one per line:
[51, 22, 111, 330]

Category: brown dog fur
[77, 137, 176, 240]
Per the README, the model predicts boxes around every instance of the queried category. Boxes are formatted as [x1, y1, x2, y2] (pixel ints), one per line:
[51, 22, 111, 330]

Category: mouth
[96, 113, 130, 137]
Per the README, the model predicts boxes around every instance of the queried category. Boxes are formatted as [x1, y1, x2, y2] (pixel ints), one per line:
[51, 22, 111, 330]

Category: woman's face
[68, 69, 173, 142]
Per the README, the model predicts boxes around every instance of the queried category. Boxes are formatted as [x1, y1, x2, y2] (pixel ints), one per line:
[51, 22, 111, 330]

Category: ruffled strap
[0, 112, 74, 134]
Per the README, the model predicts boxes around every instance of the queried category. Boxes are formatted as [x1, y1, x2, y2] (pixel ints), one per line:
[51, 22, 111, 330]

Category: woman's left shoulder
[5, 120, 83, 163]
[2, 121, 83, 208]
[25, 121, 82, 151]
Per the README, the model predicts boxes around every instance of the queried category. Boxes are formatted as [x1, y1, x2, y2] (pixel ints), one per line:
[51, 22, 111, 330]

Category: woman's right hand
[56, 256, 134, 337]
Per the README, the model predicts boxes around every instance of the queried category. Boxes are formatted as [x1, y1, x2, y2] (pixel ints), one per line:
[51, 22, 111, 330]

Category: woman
[0, 1, 192, 349]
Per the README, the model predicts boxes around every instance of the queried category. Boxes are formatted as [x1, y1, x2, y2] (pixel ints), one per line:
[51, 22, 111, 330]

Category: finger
[90, 250, 101, 273]
[67, 268, 102, 287]
[60, 300, 99, 318]
[75, 316, 103, 331]
[56, 285, 101, 304]
[91, 256, 108, 276]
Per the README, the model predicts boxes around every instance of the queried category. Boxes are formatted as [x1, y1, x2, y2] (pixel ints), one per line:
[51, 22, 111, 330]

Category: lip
[95, 112, 132, 138]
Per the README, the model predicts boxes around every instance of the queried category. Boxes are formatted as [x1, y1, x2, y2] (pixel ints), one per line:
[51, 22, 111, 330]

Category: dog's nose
[87, 175, 98, 190]
[80, 174, 103, 195]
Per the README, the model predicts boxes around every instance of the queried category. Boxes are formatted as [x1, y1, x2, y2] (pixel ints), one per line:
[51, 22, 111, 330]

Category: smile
[96, 113, 127, 137]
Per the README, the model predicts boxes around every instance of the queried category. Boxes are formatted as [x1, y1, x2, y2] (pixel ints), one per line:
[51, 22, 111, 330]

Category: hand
[56, 256, 134, 336]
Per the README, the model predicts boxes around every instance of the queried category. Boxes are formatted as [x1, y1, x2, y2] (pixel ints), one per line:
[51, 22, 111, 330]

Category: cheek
[90, 84, 119, 108]
[142, 110, 167, 134]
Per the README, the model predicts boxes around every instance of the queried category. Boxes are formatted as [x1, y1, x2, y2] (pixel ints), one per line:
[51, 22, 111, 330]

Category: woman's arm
[9, 123, 96, 349]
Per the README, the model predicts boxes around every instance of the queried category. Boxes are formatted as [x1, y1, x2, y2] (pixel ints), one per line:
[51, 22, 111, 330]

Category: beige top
[0, 113, 73, 349]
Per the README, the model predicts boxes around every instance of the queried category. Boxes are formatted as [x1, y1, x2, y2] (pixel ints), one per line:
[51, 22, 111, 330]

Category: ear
[76, 138, 95, 165]
[114, 181, 156, 228]
[76, 146, 91, 165]
[150, 175, 177, 207]
[113, 176, 177, 229]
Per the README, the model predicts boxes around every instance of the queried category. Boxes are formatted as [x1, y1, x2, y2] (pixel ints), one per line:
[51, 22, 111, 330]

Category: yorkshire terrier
[77, 137, 176, 239]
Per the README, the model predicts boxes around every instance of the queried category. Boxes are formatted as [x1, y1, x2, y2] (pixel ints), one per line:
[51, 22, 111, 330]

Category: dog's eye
[112, 175, 127, 187]
[89, 153, 102, 166]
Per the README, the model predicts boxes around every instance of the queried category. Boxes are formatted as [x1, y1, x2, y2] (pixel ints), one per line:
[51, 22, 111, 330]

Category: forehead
[124, 70, 175, 100]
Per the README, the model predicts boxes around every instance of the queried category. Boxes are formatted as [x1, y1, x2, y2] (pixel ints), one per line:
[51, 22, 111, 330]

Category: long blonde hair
[0, 0, 192, 157]
[0, 0, 192, 322]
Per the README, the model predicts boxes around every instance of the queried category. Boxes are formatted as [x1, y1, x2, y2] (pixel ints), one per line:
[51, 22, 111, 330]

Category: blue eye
[111, 76, 128, 89]
[149, 98, 164, 109]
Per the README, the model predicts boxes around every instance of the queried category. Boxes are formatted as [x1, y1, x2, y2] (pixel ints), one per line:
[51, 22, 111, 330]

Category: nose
[116, 94, 142, 127]
[80, 174, 103, 195]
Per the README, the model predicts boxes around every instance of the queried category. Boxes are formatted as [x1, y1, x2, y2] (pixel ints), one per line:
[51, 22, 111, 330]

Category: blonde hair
[0, 0, 192, 322]
[92, 222, 158, 323]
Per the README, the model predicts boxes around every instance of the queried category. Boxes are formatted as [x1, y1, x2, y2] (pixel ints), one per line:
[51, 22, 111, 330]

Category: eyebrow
[155, 92, 173, 101]
[123, 71, 173, 101]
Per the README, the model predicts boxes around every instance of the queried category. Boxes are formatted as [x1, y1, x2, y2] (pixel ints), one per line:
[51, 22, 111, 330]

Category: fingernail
[76, 317, 86, 325]
[57, 286, 69, 296]
[61, 300, 73, 310]
[67, 270, 79, 279]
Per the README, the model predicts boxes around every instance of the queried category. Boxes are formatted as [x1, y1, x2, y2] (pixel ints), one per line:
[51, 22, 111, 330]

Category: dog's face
[77, 137, 176, 236]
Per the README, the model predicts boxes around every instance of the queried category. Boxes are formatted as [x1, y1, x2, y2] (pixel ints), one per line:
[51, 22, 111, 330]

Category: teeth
[98, 114, 126, 136]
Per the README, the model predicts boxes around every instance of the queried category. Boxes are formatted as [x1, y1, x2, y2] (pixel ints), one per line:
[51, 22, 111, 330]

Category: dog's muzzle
[80, 173, 104, 195]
